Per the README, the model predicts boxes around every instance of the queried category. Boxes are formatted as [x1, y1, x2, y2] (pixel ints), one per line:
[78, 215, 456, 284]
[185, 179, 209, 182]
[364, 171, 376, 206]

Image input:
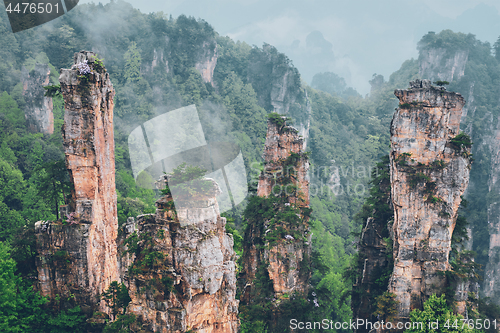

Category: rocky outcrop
[22, 63, 54, 134]
[35, 51, 119, 312]
[419, 48, 468, 83]
[118, 182, 239, 333]
[388, 79, 470, 319]
[241, 116, 311, 307]
[195, 42, 217, 86]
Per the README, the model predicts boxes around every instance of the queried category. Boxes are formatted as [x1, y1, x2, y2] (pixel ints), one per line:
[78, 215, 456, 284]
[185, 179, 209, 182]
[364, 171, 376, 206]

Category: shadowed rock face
[388, 79, 470, 319]
[483, 117, 500, 302]
[242, 117, 311, 306]
[22, 63, 54, 134]
[35, 51, 119, 312]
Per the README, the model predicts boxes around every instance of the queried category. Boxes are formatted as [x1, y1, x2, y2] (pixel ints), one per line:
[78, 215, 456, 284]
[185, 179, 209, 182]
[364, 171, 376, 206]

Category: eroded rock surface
[118, 183, 239, 333]
[242, 117, 311, 304]
[35, 51, 118, 312]
[22, 63, 54, 134]
[419, 48, 468, 83]
[388, 79, 470, 319]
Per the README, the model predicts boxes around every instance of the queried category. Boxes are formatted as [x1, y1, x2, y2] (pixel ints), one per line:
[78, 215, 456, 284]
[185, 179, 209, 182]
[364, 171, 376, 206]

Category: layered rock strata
[388, 79, 470, 319]
[242, 116, 311, 302]
[22, 63, 54, 134]
[35, 51, 118, 311]
[118, 183, 239, 333]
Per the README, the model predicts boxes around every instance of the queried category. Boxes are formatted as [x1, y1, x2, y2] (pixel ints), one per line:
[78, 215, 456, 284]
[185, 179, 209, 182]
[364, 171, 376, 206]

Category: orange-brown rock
[22, 63, 54, 134]
[195, 42, 217, 86]
[118, 182, 239, 333]
[257, 117, 309, 206]
[35, 51, 118, 312]
[242, 116, 311, 305]
[388, 79, 470, 319]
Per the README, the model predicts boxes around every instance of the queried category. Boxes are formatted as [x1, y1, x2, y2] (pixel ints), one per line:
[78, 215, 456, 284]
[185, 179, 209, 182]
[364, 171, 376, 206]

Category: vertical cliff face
[195, 42, 218, 86]
[388, 79, 470, 319]
[118, 182, 239, 333]
[22, 63, 54, 134]
[241, 116, 311, 311]
[35, 51, 118, 311]
[247, 44, 311, 147]
[419, 48, 468, 83]
[142, 39, 217, 86]
[483, 117, 500, 301]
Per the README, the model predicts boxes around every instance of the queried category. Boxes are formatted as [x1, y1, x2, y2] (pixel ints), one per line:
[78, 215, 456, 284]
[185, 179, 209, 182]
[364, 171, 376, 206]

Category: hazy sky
[80, 0, 500, 95]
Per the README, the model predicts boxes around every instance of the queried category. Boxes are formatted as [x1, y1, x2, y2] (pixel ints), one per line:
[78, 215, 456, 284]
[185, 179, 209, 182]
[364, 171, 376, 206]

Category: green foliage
[373, 292, 398, 322]
[43, 84, 61, 97]
[160, 162, 213, 199]
[224, 215, 243, 257]
[124, 232, 165, 275]
[427, 195, 444, 204]
[101, 282, 131, 317]
[396, 152, 412, 166]
[50, 250, 72, 273]
[35, 160, 72, 220]
[450, 132, 473, 150]
[410, 172, 431, 188]
[351, 155, 394, 320]
[407, 294, 476, 333]
[418, 30, 476, 55]
[0, 242, 87, 332]
[431, 160, 447, 170]
[267, 112, 287, 127]
[103, 313, 137, 333]
[434, 80, 450, 86]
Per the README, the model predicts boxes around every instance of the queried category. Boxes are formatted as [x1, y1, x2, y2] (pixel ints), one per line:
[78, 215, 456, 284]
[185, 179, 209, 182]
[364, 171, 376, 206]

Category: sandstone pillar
[35, 51, 118, 312]
[388, 79, 470, 319]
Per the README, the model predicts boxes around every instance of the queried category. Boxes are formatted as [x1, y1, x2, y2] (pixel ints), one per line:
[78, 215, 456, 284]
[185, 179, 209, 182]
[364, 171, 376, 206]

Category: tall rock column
[241, 115, 311, 328]
[35, 51, 118, 311]
[389, 79, 470, 319]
